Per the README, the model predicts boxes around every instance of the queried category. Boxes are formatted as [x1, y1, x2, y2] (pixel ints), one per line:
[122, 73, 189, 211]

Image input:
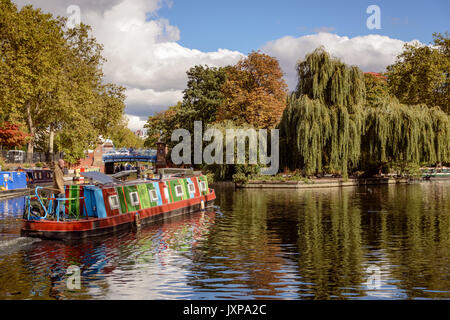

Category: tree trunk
[49, 128, 54, 162]
[26, 101, 35, 162]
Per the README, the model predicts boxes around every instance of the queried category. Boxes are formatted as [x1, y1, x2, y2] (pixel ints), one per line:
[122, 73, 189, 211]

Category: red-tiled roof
[365, 72, 387, 80]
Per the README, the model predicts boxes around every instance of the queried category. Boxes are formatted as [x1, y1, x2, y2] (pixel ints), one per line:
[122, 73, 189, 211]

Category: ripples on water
[0, 182, 449, 300]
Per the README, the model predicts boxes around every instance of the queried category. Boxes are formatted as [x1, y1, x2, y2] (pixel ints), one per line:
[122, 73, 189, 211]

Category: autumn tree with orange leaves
[0, 122, 30, 149]
[217, 51, 288, 129]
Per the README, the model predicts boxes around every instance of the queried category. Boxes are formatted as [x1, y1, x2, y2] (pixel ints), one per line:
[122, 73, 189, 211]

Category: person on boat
[52, 159, 66, 216]
[53, 159, 65, 194]
[136, 166, 141, 179]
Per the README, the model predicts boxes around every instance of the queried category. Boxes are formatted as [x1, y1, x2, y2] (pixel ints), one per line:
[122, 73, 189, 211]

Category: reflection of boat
[21, 173, 215, 240]
[15, 209, 216, 299]
[0, 196, 25, 216]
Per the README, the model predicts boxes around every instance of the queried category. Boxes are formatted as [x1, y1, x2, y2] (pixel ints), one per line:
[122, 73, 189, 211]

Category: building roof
[365, 72, 387, 80]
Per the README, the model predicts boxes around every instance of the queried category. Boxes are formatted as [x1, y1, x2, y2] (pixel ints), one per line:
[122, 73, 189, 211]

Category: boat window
[149, 189, 158, 202]
[109, 195, 120, 210]
[130, 192, 140, 206]
[200, 181, 207, 192]
[175, 185, 184, 197]
[188, 183, 195, 193]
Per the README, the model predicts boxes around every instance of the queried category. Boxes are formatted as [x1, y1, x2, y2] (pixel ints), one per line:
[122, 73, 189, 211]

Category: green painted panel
[168, 180, 183, 202]
[180, 179, 189, 200]
[137, 184, 151, 209]
[198, 175, 209, 195]
[123, 185, 140, 212]
[116, 187, 128, 213]
[145, 183, 159, 207]
[68, 186, 80, 217]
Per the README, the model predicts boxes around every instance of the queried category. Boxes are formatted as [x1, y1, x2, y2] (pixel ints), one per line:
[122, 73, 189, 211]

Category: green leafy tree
[145, 66, 227, 151]
[0, 2, 67, 156]
[202, 120, 261, 181]
[364, 73, 389, 107]
[144, 102, 183, 149]
[181, 65, 228, 127]
[108, 118, 144, 149]
[386, 32, 450, 114]
[0, 1, 126, 163]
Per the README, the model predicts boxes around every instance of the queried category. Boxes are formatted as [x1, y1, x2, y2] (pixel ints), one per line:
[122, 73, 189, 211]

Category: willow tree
[363, 97, 450, 172]
[279, 48, 365, 178]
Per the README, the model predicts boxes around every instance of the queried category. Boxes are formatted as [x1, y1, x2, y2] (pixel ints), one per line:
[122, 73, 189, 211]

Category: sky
[13, 0, 450, 131]
[158, 0, 449, 53]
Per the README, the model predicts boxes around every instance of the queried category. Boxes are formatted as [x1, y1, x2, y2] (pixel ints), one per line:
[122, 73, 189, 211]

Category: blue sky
[157, 0, 449, 53]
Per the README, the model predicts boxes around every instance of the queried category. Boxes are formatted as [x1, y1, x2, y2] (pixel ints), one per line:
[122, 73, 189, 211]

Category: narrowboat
[0, 171, 27, 192]
[25, 169, 53, 186]
[422, 167, 450, 180]
[21, 173, 216, 240]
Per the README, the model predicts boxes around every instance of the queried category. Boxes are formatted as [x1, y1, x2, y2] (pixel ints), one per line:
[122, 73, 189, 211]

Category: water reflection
[0, 182, 449, 299]
[0, 210, 216, 299]
[0, 197, 25, 217]
[0, 197, 25, 241]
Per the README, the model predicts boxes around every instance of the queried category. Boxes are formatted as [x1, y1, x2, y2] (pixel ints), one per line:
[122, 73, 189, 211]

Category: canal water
[0, 182, 449, 300]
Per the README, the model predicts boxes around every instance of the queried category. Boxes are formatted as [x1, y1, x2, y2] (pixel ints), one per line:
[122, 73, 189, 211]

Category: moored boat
[421, 167, 450, 180]
[0, 171, 27, 192]
[21, 173, 216, 240]
[24, 168, 53, 186]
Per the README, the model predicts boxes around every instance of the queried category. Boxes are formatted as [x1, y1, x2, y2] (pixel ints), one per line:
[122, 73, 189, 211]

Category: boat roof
[79, 171, 204, 188]
[80, 171, 120, 185]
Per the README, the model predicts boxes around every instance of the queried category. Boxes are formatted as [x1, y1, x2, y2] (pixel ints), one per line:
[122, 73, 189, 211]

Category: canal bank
[235, 177, 421, 189]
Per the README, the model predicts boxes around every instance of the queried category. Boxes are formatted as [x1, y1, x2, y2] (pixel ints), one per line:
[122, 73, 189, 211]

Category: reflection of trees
[186, 189, 287, 297]
[0, 251, 49, 299]
[381, 183, 450, 298]
[188, 183, 450, 299]
[296, 188, 364, 299]
[185, 187, 367, 299]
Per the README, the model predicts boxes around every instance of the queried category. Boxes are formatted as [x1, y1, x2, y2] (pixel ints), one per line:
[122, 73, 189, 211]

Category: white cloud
[125, 114, 148, 132]
[125, 88, 183, 117]
[262, 32, 419, 90]
[13, 0, 244, 130]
